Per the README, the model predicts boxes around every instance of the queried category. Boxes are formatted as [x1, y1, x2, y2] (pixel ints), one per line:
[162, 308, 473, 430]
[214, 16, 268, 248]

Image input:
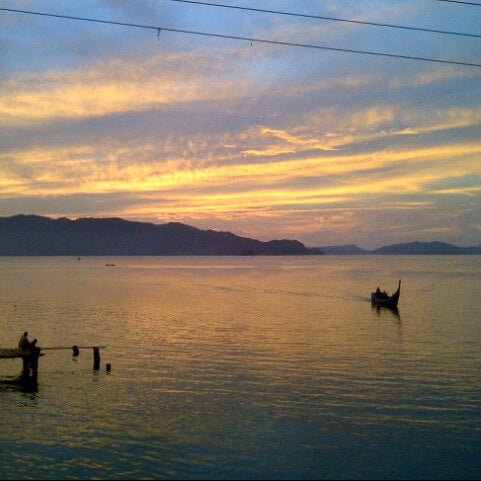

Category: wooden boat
[371, 279, 401, 308]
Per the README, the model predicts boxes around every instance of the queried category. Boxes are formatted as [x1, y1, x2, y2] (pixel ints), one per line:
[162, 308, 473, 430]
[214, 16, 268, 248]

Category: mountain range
[1, 215, 480, 256]
[0, 215, 320, 256]
[318, 241, 481, 255]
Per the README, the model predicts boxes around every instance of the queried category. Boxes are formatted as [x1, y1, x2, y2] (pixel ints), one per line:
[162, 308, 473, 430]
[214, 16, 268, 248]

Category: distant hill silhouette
[0, 215, 322, 256]
[316, 244, 370, 255]
[371, 240, 481, 255]
[318, 240, 481, 255]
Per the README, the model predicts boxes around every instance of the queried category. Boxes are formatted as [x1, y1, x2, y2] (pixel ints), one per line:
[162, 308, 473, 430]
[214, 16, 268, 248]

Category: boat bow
[371, 278, 401, 308]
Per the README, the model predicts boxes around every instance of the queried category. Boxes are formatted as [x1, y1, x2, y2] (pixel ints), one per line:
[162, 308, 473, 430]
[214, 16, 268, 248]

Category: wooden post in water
[22, 355, 30, 379]
[93, 347, 100, 371]
[30, 353, 39, 382]
[21, 352, 39, 382]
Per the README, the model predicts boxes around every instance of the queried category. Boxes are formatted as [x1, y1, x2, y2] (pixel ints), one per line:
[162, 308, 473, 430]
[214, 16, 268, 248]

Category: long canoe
[371, 279, 401, 308]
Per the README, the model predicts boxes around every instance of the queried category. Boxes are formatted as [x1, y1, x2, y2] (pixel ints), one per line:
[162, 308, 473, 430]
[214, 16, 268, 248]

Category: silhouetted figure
[28, 339, 41, 382]
[30, 339, 40, 356]
[18, 331, 30, 354]
[375, 287, 387, 298]
[18, 332, 32, 379]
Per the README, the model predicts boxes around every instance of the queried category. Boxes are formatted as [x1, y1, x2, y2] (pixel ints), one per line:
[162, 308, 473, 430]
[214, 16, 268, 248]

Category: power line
[1, 7, 481, 68]
[435, 0, 481, 5]
[169, 0, 481, 39]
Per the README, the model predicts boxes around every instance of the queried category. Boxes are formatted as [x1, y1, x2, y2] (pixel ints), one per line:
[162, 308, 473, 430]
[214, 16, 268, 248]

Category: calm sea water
[1, 255, 480, 480]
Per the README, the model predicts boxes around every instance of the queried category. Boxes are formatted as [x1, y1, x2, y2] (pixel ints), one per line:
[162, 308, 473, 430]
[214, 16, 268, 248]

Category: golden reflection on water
[1, 256, 481, 479]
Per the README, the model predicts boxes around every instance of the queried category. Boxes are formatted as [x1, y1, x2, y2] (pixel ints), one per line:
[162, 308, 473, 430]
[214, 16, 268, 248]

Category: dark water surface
[1, 256, 480, 479]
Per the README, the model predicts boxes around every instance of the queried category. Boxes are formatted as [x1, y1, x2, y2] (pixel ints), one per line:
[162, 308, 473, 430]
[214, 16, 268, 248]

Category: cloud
[1, 0, 481, 248]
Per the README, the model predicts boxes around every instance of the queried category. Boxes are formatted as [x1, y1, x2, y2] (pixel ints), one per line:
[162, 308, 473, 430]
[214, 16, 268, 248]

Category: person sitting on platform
[28, 339, 41, 375]
[18, 331, 31, 354]
[30, 339, 40, 356]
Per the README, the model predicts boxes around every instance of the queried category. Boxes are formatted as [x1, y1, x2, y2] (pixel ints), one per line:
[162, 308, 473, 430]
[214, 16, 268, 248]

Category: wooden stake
[93, 347, 100, 371]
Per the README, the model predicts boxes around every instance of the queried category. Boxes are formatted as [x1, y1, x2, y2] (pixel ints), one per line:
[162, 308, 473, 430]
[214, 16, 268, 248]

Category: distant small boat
[371, 279, 401, 308]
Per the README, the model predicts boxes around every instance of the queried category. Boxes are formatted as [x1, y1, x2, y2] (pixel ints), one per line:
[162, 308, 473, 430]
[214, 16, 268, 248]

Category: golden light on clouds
[1, 2, 480, 248]
[1, 54, 257, 126]
[3, 133, 479, 225]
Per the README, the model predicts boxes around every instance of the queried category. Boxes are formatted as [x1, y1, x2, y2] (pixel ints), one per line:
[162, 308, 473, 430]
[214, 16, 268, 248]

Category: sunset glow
[1, 1, 480, 248]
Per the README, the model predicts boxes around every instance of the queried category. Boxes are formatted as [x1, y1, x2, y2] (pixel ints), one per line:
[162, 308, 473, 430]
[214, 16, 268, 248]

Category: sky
[1, 0, 481, 249]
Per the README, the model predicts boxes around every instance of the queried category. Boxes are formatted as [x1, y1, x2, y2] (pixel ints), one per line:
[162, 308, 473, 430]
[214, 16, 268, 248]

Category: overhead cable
[169, 0, 481, 39]
[435, 0, 481, 5]
[1, 7, 481, 68]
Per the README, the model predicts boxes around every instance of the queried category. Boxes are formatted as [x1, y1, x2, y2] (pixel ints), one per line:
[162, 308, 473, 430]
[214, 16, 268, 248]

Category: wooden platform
[1, 346, 106, 358]
[1, 346, 107, 376]
[0, 348, 26, 359]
